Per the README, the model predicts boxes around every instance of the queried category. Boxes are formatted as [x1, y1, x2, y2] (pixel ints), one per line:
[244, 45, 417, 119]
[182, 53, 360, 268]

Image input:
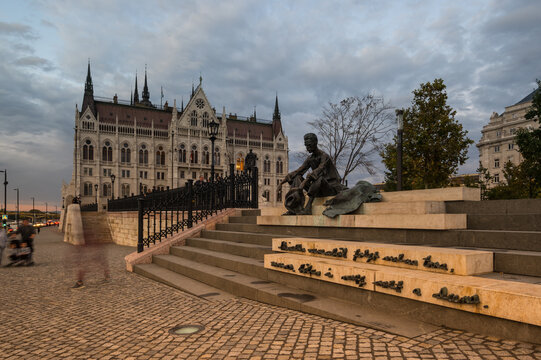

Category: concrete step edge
[133, 263, 235, 301]
[150, 254, 438, 338]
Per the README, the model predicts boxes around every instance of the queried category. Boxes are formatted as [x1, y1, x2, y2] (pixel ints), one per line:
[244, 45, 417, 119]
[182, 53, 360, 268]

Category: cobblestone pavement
[1, 228, 540, 360]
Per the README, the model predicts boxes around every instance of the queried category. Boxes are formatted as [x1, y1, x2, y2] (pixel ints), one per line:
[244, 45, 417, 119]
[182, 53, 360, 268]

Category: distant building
[61, 63, 289, 208]
[477, 89, 539, 188]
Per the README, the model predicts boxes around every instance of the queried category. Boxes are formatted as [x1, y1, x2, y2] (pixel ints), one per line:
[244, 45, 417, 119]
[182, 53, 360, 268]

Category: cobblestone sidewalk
[0, 228, 540, 359]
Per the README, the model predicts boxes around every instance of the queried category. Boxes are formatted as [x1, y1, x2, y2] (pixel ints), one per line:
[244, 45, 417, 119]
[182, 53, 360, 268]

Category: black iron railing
[122, 165, 258, 253]
[80, 202, 97, 211]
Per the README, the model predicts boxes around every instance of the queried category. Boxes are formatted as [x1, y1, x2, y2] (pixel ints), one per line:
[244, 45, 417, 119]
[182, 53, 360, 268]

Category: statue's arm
[308, 154, 330, 180]
[279, 159, 310, 189]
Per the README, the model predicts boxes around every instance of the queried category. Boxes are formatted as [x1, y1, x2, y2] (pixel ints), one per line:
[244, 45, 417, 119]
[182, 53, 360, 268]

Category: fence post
[251, 167, 258, 208]
[187, 179, 193, 228]
[137, 197, 144, 253]
[229, 163, 235, 207]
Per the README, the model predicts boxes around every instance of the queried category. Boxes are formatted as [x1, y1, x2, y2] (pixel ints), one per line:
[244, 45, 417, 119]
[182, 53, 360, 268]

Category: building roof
[515, 89, 537, 105]
[225, 118, 274, 141]
[95, 101, 173, 129]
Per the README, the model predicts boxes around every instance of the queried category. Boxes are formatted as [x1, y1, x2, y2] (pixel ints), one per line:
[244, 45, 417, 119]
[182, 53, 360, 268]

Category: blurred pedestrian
[0, 227, 7, 265]
[14, 219, 35, 266]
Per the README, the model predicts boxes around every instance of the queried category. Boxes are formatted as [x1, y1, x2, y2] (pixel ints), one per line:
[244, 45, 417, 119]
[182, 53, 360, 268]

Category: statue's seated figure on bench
[279, 133, 346, 215]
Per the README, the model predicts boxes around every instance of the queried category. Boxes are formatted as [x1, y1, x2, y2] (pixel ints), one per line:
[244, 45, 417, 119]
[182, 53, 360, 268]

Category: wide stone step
[186, 237, 272, 260]
[228, 216, 258, 224]
[215, 223, 541, 252]
[240, 209, 261, 216]
[467, 214, 541, 231]
[446, 199, 541, 215]
[257, 214, 467, 230]
[133, 263, 235, 301]
[264, 252, 541, 327]
[272, 237, 493, 276]
[200, 229, 291, 246]
[170, 246, 268, 279]
[148, 254, 439, 338]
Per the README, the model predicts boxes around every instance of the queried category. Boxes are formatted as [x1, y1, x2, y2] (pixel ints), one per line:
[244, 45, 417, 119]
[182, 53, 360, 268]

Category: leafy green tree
[381, 79, 473, 190]
[515, 79, 541, 198]
[485, 161, 534, 199]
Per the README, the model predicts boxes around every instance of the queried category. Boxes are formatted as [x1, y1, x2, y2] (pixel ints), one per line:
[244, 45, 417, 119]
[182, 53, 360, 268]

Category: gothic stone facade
[61, 64, 289, 208]
[477, 89, 539, 187]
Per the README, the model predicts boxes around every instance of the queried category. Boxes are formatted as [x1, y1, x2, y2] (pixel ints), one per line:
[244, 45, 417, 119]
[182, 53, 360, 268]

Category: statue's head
[304, 133, 318, 153]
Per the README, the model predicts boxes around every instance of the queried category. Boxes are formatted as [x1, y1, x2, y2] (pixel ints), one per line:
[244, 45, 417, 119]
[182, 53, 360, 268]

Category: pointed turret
[82, 60, 96, 115]
[272, 93, 283, 137]
[191, 82, 195, 99]
[142, 66, 150, 104]
[133, 72, 139, 104]
[181, 97, 184, 112]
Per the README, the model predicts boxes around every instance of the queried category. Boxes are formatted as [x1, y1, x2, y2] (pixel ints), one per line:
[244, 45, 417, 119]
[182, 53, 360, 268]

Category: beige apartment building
[477, 89, 539, 187]
[61, 63, 289, 208]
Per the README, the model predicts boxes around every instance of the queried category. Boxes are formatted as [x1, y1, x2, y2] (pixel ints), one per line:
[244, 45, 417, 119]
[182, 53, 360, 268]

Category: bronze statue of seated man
[279, 133, 345, 215]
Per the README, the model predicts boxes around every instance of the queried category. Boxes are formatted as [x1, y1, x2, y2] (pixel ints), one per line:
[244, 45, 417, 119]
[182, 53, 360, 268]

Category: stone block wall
[107, 211, 138, 247]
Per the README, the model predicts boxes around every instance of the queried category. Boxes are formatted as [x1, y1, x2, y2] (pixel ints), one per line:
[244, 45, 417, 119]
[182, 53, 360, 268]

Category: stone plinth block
[312, 201, 446, 216]
[272, 238, 493, 275]
[381, 187, 480, 202]
[264, 253, 541, 326]
[264, 253, 376, 291]
[257, 213, 467, 230]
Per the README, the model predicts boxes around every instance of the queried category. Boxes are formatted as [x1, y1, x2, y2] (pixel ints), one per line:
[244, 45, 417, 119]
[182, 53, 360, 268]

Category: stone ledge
[125, 208, 242, 272]
[272, 237, 493, 275]
[257, 213, 467, 230]
[264, 253, 541, 327]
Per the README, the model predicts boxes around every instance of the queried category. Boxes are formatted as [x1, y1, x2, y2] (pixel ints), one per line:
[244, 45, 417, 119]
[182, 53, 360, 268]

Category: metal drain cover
[169, 325, 204, 335]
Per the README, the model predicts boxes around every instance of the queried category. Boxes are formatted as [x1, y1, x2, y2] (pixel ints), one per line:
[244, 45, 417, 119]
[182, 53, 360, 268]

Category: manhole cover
[169, 325, 205, 335]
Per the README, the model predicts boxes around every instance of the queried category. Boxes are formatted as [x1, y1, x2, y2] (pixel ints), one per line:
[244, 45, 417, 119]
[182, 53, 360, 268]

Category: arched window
[82, 139, 94, 160]
[139, 144, 148, 165]
[190, 145, 198, 164]
[264, 155, 271, 173]
[83, 182, 93, 196]
[190, 110, 197, 127]
[236, 156, 244, 171]
[277, 187, 282, 202]
[102, 141, 113, 162]
[276, 156, 283, 174]
[202, 112, 209, 128]
[203, 146, 210, 165]
[156, 146, 165, 165]
[263, 190, 270, 202]
[178, 144, 186, 163]
[121, 184, 130, 198]
[121, 143, 131, 164]
[102, 183, 111, 197]
[214, 147, 221, 166]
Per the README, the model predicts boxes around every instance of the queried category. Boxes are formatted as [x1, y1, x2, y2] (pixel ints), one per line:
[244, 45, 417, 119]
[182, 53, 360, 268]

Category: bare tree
[309, 94, 394, 182]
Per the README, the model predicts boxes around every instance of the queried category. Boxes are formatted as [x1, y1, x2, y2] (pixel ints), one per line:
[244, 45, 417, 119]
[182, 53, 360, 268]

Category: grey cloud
[14, 56, 55, 71]
[0, 21, 36, 39]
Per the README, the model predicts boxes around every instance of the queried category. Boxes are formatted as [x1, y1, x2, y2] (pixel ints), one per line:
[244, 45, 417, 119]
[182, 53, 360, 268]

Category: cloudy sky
[0, 0, 540, 210]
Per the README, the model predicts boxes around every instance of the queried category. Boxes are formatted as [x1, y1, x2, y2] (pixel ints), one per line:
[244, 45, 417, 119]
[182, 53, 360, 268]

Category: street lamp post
[396, 109, 404, 191]
[31, 197, 35, 225]
[0, 170, 7, 215]
[13, 188, 19, 228]
[208, 119, 220, 183]
[45, 202, 48, 223]
[94, 184, 98, 205]
[110, 174, 116, 199]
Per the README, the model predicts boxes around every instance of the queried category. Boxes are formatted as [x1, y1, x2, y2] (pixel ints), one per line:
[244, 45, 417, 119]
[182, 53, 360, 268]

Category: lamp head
[396, 109, 404, 131]
[208, 119, 219, 137]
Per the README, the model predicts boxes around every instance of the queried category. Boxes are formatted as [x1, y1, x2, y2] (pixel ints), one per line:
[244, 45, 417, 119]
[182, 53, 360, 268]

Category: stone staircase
[132, 191, 541, 344]
[81, 212, 113, 244]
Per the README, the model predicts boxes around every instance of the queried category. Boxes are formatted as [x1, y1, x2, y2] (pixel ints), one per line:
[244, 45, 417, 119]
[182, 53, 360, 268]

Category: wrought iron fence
[80, 202, 97, 212]
[124, 165, 258, 253]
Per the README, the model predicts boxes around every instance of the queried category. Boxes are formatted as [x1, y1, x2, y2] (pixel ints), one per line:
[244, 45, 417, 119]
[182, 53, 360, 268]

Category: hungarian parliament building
[61, 63, 289, 208]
